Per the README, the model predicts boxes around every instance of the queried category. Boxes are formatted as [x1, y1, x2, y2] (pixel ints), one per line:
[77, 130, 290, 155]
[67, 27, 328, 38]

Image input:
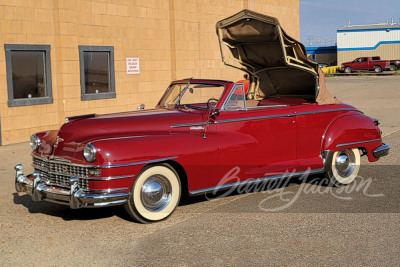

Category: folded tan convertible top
[216, 9, 340, 105]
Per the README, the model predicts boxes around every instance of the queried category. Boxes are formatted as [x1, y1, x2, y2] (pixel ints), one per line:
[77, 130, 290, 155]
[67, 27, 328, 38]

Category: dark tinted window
[83, 52, 110, 94]
[5, 44, 53, 107]
[11, 51, 46, 99]
[79, 46, 115, 101]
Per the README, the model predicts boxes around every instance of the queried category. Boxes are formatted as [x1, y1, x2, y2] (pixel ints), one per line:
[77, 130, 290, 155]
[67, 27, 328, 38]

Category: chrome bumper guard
[373, 143, 390, 158]
[14, 164, 129, 209]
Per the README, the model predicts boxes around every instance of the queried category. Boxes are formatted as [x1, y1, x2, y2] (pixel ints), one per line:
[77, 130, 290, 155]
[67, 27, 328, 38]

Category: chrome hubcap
[141, 175, 172, 212]
[335, 150, 356, 177]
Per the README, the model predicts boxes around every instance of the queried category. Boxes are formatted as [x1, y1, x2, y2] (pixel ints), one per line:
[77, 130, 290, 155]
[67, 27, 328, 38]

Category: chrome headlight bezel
[83, 143, 97, 163]
[30, 134, 41, 151]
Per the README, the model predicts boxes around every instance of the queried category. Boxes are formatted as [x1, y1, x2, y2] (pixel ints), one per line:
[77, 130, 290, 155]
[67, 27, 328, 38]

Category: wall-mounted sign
[126, 57, 139, 74]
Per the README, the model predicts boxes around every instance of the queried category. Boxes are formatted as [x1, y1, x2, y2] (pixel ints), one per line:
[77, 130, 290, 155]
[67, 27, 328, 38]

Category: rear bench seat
[257, 98, 307, 106]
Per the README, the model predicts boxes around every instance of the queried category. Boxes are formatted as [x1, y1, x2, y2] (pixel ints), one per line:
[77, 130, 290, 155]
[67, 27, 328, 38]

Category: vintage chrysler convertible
[15, 10, 389, 222]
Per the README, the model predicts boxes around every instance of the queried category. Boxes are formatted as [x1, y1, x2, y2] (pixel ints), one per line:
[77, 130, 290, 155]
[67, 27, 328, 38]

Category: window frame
[222, 83, 247, 111]
[78, 45, 116, 101]
[4, 44, 53, 107]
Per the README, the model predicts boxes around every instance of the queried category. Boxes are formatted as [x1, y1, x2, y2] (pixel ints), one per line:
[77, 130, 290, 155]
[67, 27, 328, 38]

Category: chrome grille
[33, 157, 49, 169]
[32, 157, 89, 190]
[49, 163, 88, 177]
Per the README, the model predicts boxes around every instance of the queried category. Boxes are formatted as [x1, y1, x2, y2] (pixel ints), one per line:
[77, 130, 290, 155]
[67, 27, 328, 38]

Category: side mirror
[137, 104, 145, 110]
[210, 108, 220, 118]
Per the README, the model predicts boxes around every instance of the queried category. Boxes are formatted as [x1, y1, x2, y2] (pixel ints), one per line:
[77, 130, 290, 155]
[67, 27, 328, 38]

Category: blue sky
[300, 0, 400, 46]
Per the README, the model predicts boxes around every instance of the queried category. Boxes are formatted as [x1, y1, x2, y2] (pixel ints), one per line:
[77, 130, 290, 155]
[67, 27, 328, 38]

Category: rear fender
[322, 114, 382, 162]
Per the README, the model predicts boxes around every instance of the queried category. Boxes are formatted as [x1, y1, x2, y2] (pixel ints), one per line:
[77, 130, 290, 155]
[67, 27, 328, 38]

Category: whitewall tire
[125, 164, 181, 223]
[326, 148, 361, 186]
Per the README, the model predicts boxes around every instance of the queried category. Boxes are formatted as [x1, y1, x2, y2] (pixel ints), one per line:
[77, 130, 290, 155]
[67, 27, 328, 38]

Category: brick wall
[0, 0, 299, 145]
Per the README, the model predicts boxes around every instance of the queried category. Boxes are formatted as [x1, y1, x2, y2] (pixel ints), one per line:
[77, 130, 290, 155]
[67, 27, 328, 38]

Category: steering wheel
[207, 98, 219, 109]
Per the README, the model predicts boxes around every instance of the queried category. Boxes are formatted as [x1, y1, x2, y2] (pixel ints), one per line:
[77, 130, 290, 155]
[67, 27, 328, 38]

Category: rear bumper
[14, 164, 129, 209]
[373, 143, 390, 158]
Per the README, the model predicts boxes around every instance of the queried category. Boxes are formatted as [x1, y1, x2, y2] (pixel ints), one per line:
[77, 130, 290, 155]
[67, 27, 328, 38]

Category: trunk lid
[216, 10, 339, 105]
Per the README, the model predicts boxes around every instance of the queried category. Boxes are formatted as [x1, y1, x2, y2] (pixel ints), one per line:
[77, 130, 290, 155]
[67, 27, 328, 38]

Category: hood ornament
[54, 136, 64, 149]
[50, 137, 64, 160]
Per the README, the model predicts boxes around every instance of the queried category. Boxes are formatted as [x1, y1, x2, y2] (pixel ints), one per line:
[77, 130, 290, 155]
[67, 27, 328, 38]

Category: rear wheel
[125, 164, 181, 223]
[344, 67, 352, 73]
[374, 66, 382, 73]
[325, 148, 361, 186]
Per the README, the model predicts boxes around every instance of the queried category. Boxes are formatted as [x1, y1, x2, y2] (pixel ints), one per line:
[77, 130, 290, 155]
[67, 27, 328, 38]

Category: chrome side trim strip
[99, 156, 178, 168]
[215, 108, 359, 124]
[170, 108, 359, 128]
[247, 105, 288, 110]
[87, 187, 129, 193]
[216, 113, 293, 124]
[87, 175, 135, 181]
[189, 168, 325, 196]
[336, 139, 380, 148]
[171, 122, 208, 128]
[295, 108, 360, 116]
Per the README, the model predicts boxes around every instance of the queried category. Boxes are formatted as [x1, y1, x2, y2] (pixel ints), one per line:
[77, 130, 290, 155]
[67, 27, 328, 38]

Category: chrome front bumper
[373, 143, 390, 158]
[14, 164, 129, 209]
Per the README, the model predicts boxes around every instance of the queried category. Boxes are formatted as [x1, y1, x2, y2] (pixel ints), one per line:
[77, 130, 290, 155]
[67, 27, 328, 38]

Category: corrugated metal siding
[338, 43, 400, 65]
[337, 29, 400, 49]
[337, 27, 400, 65]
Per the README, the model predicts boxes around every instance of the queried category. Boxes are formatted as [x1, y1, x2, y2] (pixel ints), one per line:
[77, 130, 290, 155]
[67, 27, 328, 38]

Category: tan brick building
[0, 0, 299, 145]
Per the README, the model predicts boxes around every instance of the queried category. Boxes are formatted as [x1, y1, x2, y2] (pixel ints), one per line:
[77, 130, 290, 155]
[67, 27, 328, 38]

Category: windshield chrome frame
[158, 81, 227, 110]
[174, 80, 191, 106]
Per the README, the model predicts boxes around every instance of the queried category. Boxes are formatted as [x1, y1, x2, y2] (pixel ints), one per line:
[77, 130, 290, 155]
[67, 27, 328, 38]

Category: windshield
[158, 82, 225, 109]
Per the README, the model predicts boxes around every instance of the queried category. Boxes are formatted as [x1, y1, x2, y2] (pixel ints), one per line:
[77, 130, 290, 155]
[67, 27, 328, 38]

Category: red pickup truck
[341, 57, 390, 73]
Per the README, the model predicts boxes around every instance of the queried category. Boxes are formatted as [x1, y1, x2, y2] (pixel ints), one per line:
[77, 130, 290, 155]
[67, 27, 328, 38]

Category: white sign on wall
[126, 57, 140, 74]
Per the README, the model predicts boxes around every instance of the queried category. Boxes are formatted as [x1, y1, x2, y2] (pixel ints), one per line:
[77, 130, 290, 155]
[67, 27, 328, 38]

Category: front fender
[91, 134, 217, 165]
[322, 114, 382, 162]
[90, 134, 220, 191]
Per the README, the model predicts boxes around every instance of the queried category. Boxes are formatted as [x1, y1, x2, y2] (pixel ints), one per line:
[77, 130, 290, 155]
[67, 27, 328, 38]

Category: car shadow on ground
[179, 173, 331, 206]
[12, 193, 132, 221]
[12, 173, 331, 222]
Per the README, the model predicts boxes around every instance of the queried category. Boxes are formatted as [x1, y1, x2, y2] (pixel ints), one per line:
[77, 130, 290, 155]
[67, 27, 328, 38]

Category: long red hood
[58, 108, 203, 144]
[44, 108, 204, 160]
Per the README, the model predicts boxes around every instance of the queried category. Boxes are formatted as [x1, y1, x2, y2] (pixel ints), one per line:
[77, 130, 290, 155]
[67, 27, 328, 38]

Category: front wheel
[125, 164, 181, 223]
[389, 65, 396, 71]
[325, 148, 361, 186]
[344, 67, 352, 73]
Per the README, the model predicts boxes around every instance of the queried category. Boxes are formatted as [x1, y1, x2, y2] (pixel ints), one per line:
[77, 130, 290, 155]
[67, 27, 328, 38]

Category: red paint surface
[33, 79, 385, 192]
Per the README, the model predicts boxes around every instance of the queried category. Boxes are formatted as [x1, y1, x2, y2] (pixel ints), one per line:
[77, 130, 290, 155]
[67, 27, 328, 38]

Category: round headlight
[83, 143, 96, 162]
[30, 134, 41, 151]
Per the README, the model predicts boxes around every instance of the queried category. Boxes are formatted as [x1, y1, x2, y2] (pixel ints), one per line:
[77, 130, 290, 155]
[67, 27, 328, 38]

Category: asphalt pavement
[1, 76, 399, 266]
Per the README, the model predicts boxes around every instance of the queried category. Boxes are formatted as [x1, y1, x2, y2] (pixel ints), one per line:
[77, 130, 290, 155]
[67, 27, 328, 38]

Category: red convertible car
[15, 10, 389, 223]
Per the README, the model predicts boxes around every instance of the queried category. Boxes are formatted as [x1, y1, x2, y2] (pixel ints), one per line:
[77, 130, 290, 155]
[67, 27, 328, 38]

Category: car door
[354, 57, 368, 71]
[213, 84, 299, 186]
